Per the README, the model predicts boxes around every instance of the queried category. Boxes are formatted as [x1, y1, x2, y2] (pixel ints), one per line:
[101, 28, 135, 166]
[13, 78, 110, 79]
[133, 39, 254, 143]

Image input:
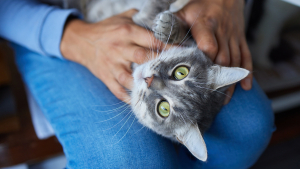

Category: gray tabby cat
[83, 0, 249, 161]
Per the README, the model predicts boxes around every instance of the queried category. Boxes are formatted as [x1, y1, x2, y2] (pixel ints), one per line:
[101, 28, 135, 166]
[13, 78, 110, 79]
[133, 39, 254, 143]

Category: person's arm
[0, 0, 81, 58]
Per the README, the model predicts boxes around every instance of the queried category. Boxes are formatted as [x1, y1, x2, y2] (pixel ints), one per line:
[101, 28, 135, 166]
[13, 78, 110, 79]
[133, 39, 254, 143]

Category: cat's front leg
[152, 11, 188, 44]
[132, 0, 176, 29]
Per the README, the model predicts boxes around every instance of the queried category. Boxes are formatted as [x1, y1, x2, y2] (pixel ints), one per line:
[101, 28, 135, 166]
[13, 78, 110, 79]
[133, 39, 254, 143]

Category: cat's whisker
[169, 20, 177, 49]
[134, 96, 141, 108]
[179, 113, 187, 125]
[137, 19, 158, 61]
[139, 97, 143, 107]
[142, 91, 146, 100]
[178, 35, 192, 48]
[139, 19, 155, 57]
[133, 126, 146, 135]
[195, 73, 207, 79]
[111, 117, 136, 145]
[159, 16, 178, 63]
[90, 99, 129, 107]
[162, 11, 174, 52]
[133, 94, 143, 109]
[182, 113, 196, 126]
[160, 48, 172, 62]
[196, 86, 234, 100]
[112, 112, 133, 138]
[114, 92, 132, 103]
[96, 106, 130, 123]
[176, 10, 201, 48]
[102, 110, 132, 131]
[92, 103, 129, 113]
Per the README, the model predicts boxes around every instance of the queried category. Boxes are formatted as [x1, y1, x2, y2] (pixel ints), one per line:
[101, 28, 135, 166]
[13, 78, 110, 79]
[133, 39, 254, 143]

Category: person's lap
[12, 44, 275, 169]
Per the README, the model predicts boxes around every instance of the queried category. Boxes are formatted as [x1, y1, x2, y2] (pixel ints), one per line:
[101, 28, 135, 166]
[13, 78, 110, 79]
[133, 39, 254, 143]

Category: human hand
[61, 9, 168, 102]
[177, 0, 252, 104]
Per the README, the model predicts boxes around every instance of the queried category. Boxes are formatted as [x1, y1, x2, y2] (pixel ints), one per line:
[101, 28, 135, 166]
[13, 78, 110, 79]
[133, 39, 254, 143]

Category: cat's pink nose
[144, 76, 154, 88]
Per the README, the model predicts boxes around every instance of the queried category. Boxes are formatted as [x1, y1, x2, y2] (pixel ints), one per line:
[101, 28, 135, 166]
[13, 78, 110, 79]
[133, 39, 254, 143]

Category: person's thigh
[12, 44, 179, 169]
[12, 44, 275, 169]
[179, 80, 275, 169]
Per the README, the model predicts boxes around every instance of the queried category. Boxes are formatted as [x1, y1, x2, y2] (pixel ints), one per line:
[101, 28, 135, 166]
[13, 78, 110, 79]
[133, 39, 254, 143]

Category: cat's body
[86, 0, 188, 44]
[55, 0, 249, 161]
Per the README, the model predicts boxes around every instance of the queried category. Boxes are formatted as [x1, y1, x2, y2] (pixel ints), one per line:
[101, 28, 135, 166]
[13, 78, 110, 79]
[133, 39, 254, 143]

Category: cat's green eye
[174, 66, 189, 80]
[158, 101, 170, 117]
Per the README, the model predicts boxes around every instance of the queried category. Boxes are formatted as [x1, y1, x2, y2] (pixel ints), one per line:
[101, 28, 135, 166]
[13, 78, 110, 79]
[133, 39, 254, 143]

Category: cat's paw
[152, 11, 186, 44]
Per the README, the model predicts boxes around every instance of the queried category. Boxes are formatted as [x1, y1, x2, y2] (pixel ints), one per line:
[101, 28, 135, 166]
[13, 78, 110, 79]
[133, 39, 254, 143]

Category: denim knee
[237, 99, 275, 168]
[225, 81, 275, 168]
[197, 80, 275, 169]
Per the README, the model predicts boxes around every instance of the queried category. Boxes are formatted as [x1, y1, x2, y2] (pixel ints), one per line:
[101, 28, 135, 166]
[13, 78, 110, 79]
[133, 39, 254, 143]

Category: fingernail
[244, 78, 252, 90]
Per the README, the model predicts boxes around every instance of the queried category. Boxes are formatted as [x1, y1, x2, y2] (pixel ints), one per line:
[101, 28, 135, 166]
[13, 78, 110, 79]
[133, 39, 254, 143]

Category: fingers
[229, 37, 241, 67]
[112, 65, 134, 90]
[121, 24, 171, 64]
[219, 38, 239, 104]
[132, 25, 173, 51]
[92, 65, 132, 102]
[115, 44, 159, 64]
[117, 71, 134, 90]
[224, 85, 235, 105]
[215, 34, 230, 66]
[102, 68, 132, 102]
[121, 8, 174, 52]
[240, 38, 253, 90]
[121, 9, 139, 17]
[132, 47, 150, 64]
[192, 21, 218, 60]
[115, 21, 171, 64]
[108, 78, 131, 102]
[124, 46, 159, 64]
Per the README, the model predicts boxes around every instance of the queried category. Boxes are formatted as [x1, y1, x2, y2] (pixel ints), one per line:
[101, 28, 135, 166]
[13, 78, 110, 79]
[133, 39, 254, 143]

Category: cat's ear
[208, 65, 249, 90]
[176, 124, 207, 161]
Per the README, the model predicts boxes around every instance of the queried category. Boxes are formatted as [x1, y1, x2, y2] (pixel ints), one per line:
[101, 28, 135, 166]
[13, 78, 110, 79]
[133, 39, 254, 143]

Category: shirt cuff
[40, 8, 82, 59]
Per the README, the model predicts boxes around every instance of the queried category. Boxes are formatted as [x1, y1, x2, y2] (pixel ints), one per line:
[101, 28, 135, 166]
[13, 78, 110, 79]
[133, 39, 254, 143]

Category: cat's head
[130, 46, 249, 161]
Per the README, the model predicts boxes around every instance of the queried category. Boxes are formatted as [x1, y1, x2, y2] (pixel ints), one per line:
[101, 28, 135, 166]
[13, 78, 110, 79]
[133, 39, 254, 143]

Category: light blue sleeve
[0, 0, 82, 58]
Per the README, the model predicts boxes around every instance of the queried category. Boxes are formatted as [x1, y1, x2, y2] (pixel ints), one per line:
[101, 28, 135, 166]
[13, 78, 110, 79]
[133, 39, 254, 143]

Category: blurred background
[247, 0, 300, 168]
[1, 0, 300, 168]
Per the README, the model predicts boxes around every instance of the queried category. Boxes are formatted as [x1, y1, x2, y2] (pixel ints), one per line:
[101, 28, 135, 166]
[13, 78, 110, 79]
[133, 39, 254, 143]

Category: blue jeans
[12, 44, 275, 169]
